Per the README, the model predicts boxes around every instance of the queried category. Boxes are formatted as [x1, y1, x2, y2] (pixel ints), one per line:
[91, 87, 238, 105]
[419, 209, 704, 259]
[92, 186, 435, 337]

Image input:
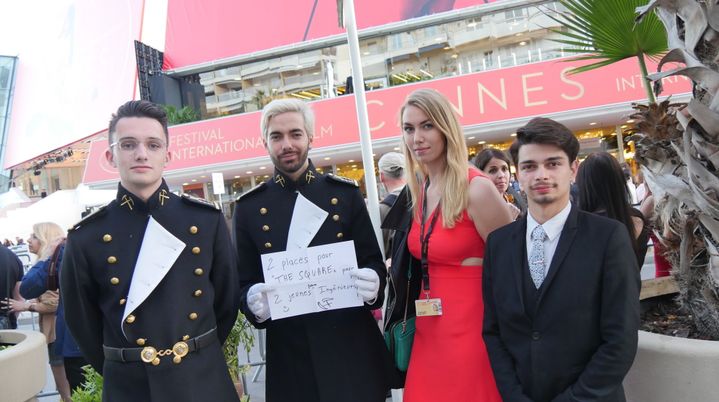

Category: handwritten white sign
[260, 240, 363, 319]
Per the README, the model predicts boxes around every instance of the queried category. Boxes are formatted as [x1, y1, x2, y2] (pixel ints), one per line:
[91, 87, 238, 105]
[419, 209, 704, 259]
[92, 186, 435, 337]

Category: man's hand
[247, 283, 273, 322]
[352, 268, 380, 304]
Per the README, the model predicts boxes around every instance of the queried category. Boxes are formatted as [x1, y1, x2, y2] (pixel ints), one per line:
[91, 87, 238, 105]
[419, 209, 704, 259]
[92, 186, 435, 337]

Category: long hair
[576, 152, 638, 250]
[32, 222, 65, 260]
[400, 89, 468, 228]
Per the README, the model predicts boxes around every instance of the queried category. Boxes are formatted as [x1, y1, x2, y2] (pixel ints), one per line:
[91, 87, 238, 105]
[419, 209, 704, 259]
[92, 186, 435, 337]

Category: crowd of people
[0, 91, 655, 402]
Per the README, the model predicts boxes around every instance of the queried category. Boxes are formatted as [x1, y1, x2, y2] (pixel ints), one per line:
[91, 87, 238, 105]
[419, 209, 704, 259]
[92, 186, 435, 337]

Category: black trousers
[64, 356, 88, 391]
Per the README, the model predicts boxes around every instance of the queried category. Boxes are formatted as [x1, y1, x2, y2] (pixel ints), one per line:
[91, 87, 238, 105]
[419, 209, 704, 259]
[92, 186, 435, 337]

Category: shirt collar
[116, 180, 171, 213]
[271, 159, 319, 190]
[527, 201, 572, 242]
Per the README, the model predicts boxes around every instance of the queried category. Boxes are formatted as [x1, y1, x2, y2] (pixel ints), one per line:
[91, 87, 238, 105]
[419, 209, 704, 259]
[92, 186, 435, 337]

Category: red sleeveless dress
[403, 168, 501, 402]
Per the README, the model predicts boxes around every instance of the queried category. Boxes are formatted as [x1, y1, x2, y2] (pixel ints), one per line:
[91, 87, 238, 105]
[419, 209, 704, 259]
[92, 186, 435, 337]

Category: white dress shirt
[526, 201, 572, 278]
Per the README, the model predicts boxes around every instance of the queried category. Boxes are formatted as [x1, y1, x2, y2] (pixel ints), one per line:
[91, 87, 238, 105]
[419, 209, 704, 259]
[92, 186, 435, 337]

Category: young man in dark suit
[482, 117, 640, 402]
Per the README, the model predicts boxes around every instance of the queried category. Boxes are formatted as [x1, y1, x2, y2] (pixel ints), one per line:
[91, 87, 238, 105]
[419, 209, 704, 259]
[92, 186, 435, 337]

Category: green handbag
[384, 263, 416, 372]
[384, 315, 415, 372]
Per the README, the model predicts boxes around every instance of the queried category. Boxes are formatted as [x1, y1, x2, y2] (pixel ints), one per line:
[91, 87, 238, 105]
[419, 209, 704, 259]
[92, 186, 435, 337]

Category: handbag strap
[401, 258, 413, 331]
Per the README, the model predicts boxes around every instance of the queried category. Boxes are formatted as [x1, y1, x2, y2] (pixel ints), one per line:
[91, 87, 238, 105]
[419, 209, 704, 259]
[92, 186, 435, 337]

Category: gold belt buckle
[171, 341, 189, 364]
[140, 346, 160, 366]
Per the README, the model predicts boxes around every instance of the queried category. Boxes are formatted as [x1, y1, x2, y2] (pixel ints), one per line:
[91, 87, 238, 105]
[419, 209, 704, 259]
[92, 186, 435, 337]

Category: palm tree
[632, 1, 719, 339]
[548, 0, 668, 103]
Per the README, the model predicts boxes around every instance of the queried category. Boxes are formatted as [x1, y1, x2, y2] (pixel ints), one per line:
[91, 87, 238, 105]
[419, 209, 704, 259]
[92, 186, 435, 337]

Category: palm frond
[549, 0, 668, 74]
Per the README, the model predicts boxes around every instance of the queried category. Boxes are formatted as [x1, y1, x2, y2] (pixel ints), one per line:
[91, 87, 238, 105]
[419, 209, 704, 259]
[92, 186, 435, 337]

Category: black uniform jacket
[233, 161, 395, 402]
[482, 206, 640, 402]
[60, 181, 240, 402]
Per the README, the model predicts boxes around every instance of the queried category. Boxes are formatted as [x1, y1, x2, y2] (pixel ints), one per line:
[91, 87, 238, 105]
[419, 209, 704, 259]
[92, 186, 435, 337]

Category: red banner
[164, 0, 502, 69]
[83, 57, 691, 184]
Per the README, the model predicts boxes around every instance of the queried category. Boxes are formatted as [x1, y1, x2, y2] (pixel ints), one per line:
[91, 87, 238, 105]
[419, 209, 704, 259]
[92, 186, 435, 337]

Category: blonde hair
[260, 98, 315, 141]
[32, 222, 65, 260]
[400, 89, 469, 228]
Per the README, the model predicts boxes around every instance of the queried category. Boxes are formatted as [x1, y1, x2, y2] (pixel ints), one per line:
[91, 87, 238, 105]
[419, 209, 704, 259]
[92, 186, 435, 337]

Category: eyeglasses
[110, 138, 167, 153]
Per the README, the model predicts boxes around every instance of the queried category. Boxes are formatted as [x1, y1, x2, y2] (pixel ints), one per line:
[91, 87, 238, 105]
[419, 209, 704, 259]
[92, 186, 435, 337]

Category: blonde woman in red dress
[399, 89, 512, 401]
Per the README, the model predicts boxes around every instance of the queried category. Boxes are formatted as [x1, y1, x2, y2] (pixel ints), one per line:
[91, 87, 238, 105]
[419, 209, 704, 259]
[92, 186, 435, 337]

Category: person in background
[398, 89, 511, 401]
[472, 148, 525, 219]
[14, 221, 88, 397]
[576, 152, 649, 267]
[378, 151, 407, 257]
[4, 222, 72, 401]
[621, 164, 639, 205]
[0, 243, 23, 329]
[483, 117, 640, 402]
[639, 189, 673, 277]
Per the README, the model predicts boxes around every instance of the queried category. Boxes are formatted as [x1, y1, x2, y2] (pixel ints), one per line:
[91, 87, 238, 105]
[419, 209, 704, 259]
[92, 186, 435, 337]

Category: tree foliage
[549, 0, 668, 101]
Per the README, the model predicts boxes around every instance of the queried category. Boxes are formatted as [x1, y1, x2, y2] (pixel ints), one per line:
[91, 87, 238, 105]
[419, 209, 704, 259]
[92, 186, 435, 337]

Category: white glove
[247, 283, 273, 322]
[353, 268, 380, 304]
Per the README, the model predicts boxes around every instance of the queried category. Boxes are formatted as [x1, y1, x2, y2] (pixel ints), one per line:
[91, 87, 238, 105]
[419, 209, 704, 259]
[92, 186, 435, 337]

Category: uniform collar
[271, 159, 320, 190]
[116, 180, 172, 213]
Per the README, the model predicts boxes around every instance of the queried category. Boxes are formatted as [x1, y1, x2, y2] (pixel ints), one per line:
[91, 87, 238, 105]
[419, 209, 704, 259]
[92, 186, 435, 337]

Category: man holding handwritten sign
[233, 99, 394, 402]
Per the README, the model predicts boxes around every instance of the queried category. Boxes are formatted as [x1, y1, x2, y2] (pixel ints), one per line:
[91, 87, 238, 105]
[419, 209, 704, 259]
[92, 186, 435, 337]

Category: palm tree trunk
[637, 52, 656, 104]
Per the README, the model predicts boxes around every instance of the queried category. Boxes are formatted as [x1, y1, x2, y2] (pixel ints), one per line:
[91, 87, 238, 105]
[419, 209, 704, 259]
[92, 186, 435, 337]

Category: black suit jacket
[482, 205, 640, 402]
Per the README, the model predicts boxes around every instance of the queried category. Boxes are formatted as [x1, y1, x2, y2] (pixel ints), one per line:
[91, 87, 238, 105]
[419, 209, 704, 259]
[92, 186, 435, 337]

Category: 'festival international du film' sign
[260, 241, 363, 320]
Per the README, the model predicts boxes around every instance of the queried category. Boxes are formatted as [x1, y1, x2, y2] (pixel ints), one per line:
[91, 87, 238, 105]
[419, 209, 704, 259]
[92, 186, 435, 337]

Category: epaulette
[69, 204, 109, 232]
[181, 193, 219, 210]
[236, 182, 267, 202]
[326, 173, 359, 187]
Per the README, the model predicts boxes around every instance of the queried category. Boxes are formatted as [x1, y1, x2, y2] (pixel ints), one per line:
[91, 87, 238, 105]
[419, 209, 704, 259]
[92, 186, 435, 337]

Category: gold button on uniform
[192, 247, 200, 255]
[103, 234, 112, 242]
[188, 312, 198, 320]
[126, 315, 135, 324]
[107, 256, 117, 264]
[264, 242, 272, 249]
[262, 225, 270, 232]
[331, 198, 338, 205]
[152, 357, 160, 366]
[336, 232, 344, 239]
[136, 338, 146, 346]
[189, 226, 198, 234]
[260, 207, 268, 215]
[194, 268, 204, 276]
[332, 214, 340, 222]
[194, 289, 202, 297]
[110, 277, 119, 285]
[182, 335, 190, 341]
[119, 298, 126, 305]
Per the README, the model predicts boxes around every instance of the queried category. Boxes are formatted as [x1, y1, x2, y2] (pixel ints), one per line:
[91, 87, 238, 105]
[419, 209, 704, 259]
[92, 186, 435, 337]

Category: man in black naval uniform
[233, 99, 395, 402]
[60, 100, 240, 402]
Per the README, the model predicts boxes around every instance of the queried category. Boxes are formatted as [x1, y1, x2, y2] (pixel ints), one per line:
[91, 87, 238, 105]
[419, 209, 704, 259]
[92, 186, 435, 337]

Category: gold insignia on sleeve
[120, 195, 134, 210]
[275, 174, 286, 188]
[159, 189, 170, 206]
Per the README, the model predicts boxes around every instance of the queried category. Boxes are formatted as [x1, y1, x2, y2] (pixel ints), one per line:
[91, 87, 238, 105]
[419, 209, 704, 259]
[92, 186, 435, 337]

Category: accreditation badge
[415, 298, 443, 317]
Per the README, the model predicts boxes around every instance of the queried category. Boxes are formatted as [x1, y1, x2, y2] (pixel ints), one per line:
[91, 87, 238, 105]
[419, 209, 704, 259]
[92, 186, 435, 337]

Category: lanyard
[419, 179, 441, 296]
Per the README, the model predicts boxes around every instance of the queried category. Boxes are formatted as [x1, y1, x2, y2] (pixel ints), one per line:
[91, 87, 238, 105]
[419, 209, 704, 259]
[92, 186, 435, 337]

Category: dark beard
[270, 147, 310, 177]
